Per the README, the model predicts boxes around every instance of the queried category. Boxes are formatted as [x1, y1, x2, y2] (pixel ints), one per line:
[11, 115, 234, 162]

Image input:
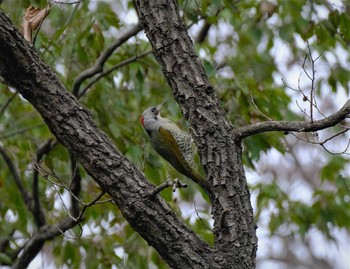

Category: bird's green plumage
[141, 105, 214, 202]
[153, 126, 197, 180]
[152, 126, 214, 202]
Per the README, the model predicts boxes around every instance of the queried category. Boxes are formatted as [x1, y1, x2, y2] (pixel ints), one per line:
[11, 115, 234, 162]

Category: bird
[140, 104, 214, 202]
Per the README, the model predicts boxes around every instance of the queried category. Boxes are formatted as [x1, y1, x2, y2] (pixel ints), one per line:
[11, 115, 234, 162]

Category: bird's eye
[151, 107, 156, 113]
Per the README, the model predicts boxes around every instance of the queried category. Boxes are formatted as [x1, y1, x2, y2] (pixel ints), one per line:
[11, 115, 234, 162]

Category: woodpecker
[140, 104, 214, 202]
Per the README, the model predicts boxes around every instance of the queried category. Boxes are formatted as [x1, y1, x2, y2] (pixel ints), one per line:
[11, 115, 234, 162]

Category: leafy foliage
[0, 0, 349, 268]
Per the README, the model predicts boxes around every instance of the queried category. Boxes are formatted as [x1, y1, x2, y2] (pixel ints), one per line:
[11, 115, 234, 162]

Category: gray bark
[136, 0, 258, 267]
[1, 0, 348, 268]
[0, 8, 220, 269]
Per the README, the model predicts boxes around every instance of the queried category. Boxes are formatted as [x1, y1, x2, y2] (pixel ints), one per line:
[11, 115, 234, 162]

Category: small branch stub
[148, 178, 188, 199]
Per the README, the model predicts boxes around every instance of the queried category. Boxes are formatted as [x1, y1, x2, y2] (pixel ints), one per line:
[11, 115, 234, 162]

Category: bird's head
[140, 103, 165, 132]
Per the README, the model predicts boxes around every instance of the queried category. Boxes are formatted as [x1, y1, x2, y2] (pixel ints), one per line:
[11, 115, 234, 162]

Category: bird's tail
[189, 169, 215, 203]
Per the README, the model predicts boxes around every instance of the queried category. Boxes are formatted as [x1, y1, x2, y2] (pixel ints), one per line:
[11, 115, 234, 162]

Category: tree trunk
[0, 2, 257, 268]
[136, 0, 258, 267]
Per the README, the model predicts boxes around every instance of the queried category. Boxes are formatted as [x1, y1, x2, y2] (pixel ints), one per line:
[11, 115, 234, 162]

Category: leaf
[0, 253, 12, 265]
[320, 156, 347, 181]
[92, 23, 104, 55]
[22, 5, 51, 43]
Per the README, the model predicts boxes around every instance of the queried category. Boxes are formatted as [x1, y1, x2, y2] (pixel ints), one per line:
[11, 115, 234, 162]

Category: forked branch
[236, 99, 350, 140]
[72, 23, 143, 96]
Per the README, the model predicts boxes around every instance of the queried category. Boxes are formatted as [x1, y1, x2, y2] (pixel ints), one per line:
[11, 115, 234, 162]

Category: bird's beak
[157, 103, 165, 112]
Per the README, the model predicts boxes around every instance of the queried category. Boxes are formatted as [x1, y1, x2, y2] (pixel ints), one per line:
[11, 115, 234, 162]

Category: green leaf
[320, 156, 347, 181]
[0, 253, 12, 265]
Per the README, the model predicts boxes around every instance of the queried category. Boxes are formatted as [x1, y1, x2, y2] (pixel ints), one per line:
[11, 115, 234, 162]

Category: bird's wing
[159, 124, 214, 202]
[157, 123, 215, 201]
[162, 119, 196, 169]
[158, 126, 194, 176]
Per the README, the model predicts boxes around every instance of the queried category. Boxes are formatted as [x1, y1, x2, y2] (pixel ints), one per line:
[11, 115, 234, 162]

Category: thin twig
[0, 124, 45, 140]
[295, 100, 311, 120]
[306, 41, 315, 122]
[58, 191, 111, 240]
[250, 91, 273, 121]
[320, 128, 350, 144]
[283, 43, 325, 122]
[290, 128, 350, 155]
[78, 50, 152, 98]
[75, 191, 108, 222]
[31, 139, 57, 227]
[340, 175, 350, 193]
[34, 159, 112, 222]
[193, 201, 212, 232]
[208, 57, 226, 78]
[72, 23, 143, 96]
[0, 91, 18, 117]
[51, 180, 109, 229]
[147, 178, 187, 199]
[12, 216, 79, 269]
[52, 0, 85, 5]
[320, 139, 350, 155]
[33, 163, 67, 188]
[0, 144, 32, 206]
[137, 140, 147, 172]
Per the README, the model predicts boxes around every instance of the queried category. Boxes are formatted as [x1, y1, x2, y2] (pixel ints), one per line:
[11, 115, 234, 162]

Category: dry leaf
[22, 5, 51, 43]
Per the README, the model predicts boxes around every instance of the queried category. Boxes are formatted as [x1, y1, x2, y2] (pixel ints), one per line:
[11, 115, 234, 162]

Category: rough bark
[135, 1, 349, 267]
[0, 8, 220, 269]
[236, 100, 350, 139]
[136, 0, 258, 267]
[2, 0, 349, 268]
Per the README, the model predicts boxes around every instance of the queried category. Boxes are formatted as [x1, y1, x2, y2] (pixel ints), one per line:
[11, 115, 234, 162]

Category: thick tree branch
[0, 9, 219, 269]
[236, 99, 350, 140]
[69, 159, 81, 218]
[195, 20, 212, 43]
[136, 0, 257, 267]
[72, 23, 143, 96]
[12, 217, 78, 269]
